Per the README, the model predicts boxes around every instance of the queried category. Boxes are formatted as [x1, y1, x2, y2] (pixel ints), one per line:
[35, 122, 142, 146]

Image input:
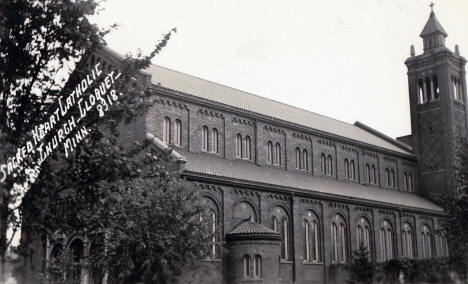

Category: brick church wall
[226, 239, 281, 284]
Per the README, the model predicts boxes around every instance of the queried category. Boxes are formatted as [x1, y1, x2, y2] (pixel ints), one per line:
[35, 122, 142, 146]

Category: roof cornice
[182, 172, 446, 217]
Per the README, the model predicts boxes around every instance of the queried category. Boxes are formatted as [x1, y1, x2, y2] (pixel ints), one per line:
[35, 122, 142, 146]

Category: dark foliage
[346, 242, 375, 284]
[375, 258, 453, 284]
[103, 177, 210, 284]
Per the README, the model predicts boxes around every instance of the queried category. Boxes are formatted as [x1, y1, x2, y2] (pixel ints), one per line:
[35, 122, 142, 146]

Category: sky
[90, 0, 468, 139]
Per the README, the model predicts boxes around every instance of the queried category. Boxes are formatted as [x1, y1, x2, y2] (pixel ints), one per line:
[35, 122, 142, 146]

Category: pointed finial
[430, 2, 434, 12]
[410, 45, 415, 57]
[455, 44, 460, 55]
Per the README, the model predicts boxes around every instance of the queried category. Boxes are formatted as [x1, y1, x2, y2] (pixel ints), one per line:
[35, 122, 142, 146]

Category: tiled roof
[420, 12, 448, 37]
[180, 150, 443, 212]
[227, 216, 279, 236]
[144, 65, 412, 155]
[226, 216, 281, 241]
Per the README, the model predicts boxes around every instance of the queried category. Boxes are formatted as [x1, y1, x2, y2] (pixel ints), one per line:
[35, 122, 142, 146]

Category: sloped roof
[226, 216, 282, 241]
[228, 216, 279, 236]
[420, 12, 448, 37]
[144, 65, 412, 155]
[180, 150, 443, 212]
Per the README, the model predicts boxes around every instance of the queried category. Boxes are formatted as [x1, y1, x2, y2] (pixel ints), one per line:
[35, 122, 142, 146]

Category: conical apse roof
[225, 216, 282, 241]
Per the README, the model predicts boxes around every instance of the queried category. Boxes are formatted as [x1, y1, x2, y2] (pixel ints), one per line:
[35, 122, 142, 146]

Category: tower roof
[420, 11, 448, 38]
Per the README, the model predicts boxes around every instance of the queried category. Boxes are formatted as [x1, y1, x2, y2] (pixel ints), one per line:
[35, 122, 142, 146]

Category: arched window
[350, 160, 356, 180]
[202, 126, 209, 151]
[267, 141, 273, 164]
[321, 154, 326, 174]
[380, 220, 394, 261]
[272, 207, 290, 260]
[332, 223, 338, 262]
[425, 77, 433, 102]
[244, 255, 250, 278]
[440, 235, 449, 257]
[304, 211, 321, 262]
[327, 155, 333, 175]
[433, 75, 439, 99]
[174, 120, 182, 146]
[296, 148, 301, 169]
[404, 171, 412, 189]
[272, 216, 278, 232]
[459, 79, 464, 102]
[69, 238, 84, 281]
[245, 136, 251, 160]
[236, 134, 243, 158]
[275, 143, 282, 166]
[391, 169, 395, 187]
[386, 169, 390, 186]
[50, 243, 63, 260]
[254, 255, 262, 278]
[366, 164, 370, 183]
[340, 224, 347, 261]
[163, 117, 171, 143]
[302, 149, 308, 171]
[209, 209, 217, 258]
[386, 169, 395, 187]
[211, 128, 218, 153]
[418, 79, 425, 104]
[357, 217, 372, 260]
[453, 76, 459, 100]
[203, 198, 220, 260]
[404, 173, 408, 190]
[89, 238, 104, 284]
[331, 214, 347, 263]
[401, 222, 414, 258]
[371, 165, 377, 184]
[408, 174, 413, 191]
[305, 220, 310, 261]
[422, 225, 433, 258]
[282, 218, 289, 260]
[49, 243, 63, 280]
[344, 159, 350, 179]
[295, 148, 308, 170]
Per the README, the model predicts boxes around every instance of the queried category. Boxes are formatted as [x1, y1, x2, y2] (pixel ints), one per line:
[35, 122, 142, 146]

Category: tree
[37, 175, 212, 284]
[433, 193, 468, 281]
[0, 0, 176, 281]
[102, 177, 211, 284]
[346, 242, 375, 284]
[41, 249, 85, 284]
[432, 136, 468, 281]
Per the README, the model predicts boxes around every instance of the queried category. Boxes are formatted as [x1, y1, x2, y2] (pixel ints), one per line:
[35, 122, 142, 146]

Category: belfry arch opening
[432, 75, 439, 99]
[418, 75, 440, 104]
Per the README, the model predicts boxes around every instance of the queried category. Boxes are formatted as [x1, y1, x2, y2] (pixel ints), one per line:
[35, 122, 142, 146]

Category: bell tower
[404, 5, 468, 198]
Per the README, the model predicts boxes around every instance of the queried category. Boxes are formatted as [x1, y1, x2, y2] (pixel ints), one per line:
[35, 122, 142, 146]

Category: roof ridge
[150, 64, 363, 130]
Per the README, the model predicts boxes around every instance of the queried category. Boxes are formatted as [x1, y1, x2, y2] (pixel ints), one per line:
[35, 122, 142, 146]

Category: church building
[26, 8, 466, 284]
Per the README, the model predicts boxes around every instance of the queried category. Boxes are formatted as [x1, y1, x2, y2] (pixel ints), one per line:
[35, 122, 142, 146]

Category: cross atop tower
[430, 2, 434, 13]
